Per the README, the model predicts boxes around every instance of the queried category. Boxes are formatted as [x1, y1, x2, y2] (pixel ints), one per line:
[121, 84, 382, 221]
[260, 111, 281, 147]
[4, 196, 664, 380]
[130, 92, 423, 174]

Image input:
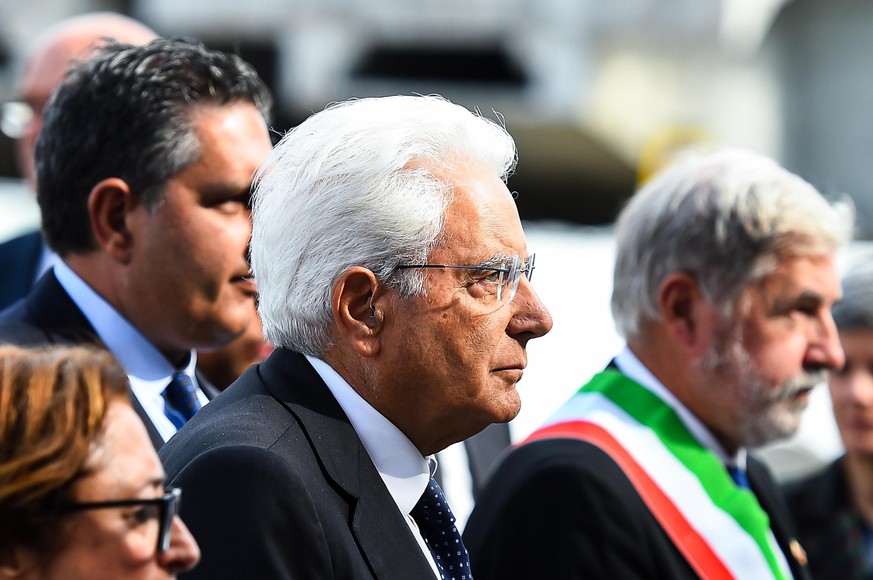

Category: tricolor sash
[523, 370, 792, 579]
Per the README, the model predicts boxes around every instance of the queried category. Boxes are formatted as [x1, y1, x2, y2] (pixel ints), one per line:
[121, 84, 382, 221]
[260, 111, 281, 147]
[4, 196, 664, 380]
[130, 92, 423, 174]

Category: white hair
[251, 95, 517, 356]
[612, 148, 854, 340]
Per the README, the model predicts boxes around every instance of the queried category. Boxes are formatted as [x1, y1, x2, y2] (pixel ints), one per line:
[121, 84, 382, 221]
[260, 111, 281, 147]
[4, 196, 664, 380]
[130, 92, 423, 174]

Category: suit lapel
[194, 370, 221, 399]
[259, 349, 434, 578]
[747, 456, 811, 579]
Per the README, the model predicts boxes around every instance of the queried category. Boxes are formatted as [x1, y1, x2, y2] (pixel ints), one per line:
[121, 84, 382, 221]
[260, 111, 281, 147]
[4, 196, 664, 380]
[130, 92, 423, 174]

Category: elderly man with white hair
[161, 94, 553, 579]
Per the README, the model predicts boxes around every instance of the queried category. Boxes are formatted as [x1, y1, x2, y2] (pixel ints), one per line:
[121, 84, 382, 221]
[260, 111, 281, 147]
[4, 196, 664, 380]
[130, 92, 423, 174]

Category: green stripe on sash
[582, 370, 788, 579]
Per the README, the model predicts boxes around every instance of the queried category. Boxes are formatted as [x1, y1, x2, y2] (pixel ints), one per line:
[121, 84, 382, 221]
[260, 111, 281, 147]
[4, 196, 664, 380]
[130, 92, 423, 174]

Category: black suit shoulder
[463, 437, 697, 580]
[0, 230, 43, 311]
[0, 269, 100, 347]
[166, 427, 341, 578]
[161, 350, 434, 580]
[162, 364, 360, 579]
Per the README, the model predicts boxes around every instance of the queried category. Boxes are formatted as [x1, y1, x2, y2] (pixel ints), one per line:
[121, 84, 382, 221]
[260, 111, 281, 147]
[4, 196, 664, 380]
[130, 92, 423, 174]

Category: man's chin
[492, 397, 522, 424]
[194, 319, 251, 352]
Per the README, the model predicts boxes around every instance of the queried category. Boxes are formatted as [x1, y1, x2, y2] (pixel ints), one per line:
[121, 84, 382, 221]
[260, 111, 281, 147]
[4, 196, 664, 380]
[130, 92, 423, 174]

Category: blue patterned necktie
[162, 371, 201, 429]
[411, 477, 473, 580]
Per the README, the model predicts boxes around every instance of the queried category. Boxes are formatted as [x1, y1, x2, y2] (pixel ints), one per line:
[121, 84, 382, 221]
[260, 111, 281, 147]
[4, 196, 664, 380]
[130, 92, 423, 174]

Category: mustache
[772, 371, 826, 401]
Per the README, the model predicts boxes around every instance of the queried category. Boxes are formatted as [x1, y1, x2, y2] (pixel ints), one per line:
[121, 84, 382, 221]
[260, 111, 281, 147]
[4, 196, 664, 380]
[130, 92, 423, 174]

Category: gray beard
[697, 329, 824, 449]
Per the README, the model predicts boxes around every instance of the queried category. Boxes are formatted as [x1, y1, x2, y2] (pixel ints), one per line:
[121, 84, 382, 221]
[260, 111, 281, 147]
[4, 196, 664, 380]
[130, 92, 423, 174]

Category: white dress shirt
[305, 355, 441, 579]
[54, 261, 207, 443]
[614, 346, 748, 472]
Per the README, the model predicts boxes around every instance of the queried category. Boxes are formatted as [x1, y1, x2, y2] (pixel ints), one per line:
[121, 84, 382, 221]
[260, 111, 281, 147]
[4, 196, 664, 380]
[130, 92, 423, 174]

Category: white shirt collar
[614, 346, 747, 470]
[304, 355, 431, 515]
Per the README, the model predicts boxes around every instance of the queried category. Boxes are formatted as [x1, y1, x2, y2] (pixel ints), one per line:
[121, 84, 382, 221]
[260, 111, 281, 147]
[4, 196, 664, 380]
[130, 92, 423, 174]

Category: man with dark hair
[0, 37, 274, 450]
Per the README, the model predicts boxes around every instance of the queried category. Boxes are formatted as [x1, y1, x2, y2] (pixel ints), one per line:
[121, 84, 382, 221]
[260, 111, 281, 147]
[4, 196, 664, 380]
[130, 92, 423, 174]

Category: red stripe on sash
[525, 421, 734, 579]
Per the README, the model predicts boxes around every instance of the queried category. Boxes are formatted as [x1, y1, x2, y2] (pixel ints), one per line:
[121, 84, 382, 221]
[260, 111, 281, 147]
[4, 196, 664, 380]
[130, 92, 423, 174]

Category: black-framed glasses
[396, 253, 535, 305]
[56, 487, 181, 553]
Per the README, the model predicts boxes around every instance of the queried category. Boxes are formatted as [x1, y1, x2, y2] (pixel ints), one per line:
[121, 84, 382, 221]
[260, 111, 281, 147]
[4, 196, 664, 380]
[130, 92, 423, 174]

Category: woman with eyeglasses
[0, 345, 199, 578]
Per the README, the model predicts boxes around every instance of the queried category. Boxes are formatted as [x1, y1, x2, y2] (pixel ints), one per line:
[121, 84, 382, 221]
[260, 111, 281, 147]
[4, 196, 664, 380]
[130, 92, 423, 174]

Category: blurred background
[1, 0, 870, 480]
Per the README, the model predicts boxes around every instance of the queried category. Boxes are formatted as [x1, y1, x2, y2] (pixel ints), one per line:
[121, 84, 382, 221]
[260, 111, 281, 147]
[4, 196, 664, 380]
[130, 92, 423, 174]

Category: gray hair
[251, 95, 517, 356]
[612, 148, 854, 340]
[833, 252, 873, 331]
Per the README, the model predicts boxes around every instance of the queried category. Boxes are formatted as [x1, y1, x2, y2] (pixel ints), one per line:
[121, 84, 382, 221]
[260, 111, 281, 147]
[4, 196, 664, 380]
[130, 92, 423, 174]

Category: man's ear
[658, 271, 712, 353]
[88, 177, 137, 264]
[0, 544, 34, 579]
[330, 266, 387, 357]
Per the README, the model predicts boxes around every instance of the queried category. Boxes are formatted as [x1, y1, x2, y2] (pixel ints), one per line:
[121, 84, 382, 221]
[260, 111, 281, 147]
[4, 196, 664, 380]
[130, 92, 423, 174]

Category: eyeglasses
[56, 487, 181, 553]
[0, 101, 36, 139]
[396, 253, 535, 304]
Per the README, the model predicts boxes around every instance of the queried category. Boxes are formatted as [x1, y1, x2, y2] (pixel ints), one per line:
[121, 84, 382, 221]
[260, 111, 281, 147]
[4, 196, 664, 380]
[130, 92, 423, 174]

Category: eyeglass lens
[502, 253, 535, 304]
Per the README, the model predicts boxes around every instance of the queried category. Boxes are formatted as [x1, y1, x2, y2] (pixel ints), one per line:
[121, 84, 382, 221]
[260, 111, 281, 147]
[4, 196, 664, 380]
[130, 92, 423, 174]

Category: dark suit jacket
[783, 457, 872, 579]
[0, 229, 43, 310]
[463, 437, 811, 580]
[160, 348, 436, 579]
[0, 270, 216, 451]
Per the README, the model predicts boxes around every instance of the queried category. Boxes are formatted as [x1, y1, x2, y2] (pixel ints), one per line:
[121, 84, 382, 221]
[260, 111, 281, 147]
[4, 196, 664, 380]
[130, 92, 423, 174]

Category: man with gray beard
[464, 148, 852, 580]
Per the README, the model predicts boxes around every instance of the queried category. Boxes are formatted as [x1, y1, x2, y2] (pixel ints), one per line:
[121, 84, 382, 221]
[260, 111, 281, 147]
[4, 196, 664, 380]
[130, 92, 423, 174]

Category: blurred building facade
[2, 0, 803, 228]
[765, 0, 873, 237]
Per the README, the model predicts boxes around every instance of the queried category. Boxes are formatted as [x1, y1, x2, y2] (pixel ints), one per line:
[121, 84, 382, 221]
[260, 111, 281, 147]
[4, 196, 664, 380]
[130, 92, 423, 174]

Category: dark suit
[0, 229, 44, 310]
[783, 457, 872, 579]
[160, 348, 435, 579]
[463, 437, 811, 580]
[0, 269, 216, 450]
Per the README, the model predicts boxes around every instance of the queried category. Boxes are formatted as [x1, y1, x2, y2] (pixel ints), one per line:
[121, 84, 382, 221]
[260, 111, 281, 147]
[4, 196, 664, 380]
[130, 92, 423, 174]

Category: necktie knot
[163, 371, 201, 428]
[411, 477, 472, 580]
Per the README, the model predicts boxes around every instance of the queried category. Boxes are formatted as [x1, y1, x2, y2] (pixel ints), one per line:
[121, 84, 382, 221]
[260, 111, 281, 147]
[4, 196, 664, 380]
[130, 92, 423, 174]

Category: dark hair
[0, 345, 130, 556]
[35, 37, 273, 255]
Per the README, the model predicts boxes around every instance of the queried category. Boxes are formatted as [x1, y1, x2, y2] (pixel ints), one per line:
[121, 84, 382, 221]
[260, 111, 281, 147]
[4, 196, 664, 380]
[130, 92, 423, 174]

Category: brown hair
[0, 345, 130, 553]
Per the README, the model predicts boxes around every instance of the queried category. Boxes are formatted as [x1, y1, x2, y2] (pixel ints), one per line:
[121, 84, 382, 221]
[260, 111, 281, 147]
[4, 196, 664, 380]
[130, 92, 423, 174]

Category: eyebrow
[478, 254, 510, 269]
[199, 181, 254, 200]
[771, 289, 826, 313]
[797, 289, 826, 303]
[136, 475, 168, 494]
